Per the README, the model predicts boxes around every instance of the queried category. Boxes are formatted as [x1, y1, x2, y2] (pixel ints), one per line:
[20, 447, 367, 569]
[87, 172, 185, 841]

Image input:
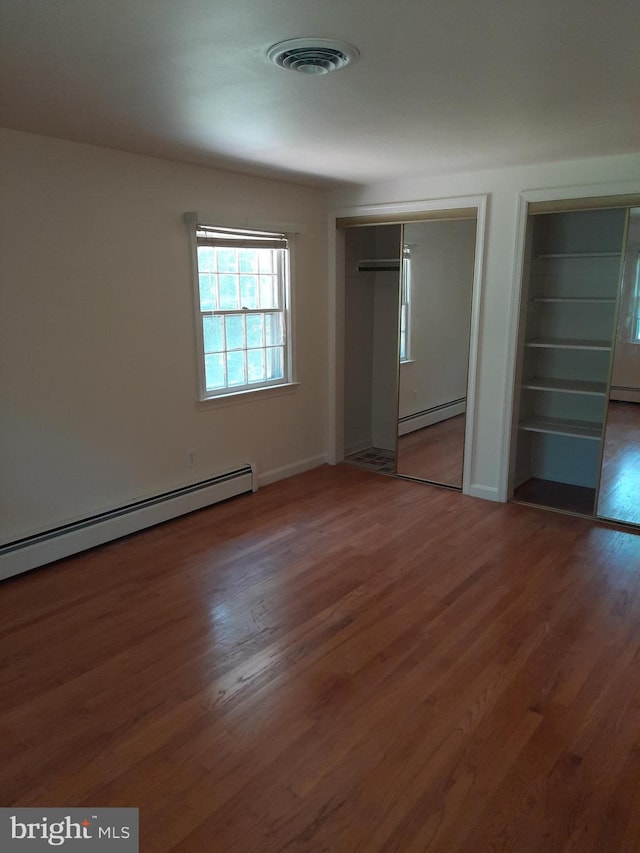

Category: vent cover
[267, 38, 359, 75]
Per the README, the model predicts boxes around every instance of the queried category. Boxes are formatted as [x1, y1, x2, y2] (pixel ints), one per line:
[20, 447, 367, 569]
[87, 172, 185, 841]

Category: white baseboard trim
[258, 454, 326, 487]
[398, 399, 466, 436]
[610, 387, 640, 403]
[467, 483, 503, 502]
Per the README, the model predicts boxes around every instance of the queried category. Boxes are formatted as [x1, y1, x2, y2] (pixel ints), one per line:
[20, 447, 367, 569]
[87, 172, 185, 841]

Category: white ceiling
[1, 0, 639, 187]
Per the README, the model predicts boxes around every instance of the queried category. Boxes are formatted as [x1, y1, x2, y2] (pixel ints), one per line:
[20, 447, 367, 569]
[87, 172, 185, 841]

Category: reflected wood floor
[2, 465, 640, 851]
[598, 401, 640, 526]
[397, 415, 465, 486]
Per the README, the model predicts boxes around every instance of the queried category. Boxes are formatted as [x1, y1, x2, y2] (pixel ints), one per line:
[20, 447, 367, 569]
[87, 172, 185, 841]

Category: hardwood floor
[397, 415, 465, 487]
[2, 465, 640, 851]
[598, 401, 640, 526]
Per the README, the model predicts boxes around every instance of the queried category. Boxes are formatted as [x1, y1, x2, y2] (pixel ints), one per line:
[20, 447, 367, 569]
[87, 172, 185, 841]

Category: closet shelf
[535, 252, 621, 259]
[533, 297, 616, 304]
[521, 377, 608, 396]
[519, 417, 603, 440]
[357, 258, 400, 273]
[525, 337, 611, 351]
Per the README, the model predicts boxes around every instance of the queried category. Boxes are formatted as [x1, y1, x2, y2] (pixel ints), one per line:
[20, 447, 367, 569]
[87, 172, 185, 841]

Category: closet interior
[511, 203, 639, 526]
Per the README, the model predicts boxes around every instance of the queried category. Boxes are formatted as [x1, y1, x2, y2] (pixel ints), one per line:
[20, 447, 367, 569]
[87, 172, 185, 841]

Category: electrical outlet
[187, 449, 195, 467]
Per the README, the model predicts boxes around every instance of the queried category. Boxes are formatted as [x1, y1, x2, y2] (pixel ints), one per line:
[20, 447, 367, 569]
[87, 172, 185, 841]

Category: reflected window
[400, 247, 411, 362]
[632, 253, 640, 343]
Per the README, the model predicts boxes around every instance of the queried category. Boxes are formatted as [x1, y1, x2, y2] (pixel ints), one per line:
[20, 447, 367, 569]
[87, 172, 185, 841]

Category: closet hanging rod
[357, 258, 400, 273]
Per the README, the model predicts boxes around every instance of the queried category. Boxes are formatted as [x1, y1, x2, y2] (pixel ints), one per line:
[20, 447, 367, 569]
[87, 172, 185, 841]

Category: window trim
[186, 215, 297, 401]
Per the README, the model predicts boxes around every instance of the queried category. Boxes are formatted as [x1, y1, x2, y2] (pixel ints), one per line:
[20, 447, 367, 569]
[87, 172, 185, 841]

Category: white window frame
[187, 217, 294, 400]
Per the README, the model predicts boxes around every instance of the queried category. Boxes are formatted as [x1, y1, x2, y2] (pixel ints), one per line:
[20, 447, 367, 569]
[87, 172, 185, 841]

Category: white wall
[0, 129, 328, 543]
[399, 219, 476, 420]
[330, 152, 640, 500]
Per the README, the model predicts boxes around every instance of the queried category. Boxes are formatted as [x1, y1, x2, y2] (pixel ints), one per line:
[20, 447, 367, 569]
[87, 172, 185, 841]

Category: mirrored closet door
[341, 214, 478, 490]
[396, 219, 476, 487]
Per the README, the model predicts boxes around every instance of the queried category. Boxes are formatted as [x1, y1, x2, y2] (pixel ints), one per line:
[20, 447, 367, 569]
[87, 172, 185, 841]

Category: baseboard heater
[398, 398, 466, 436]
[0, 465, 256, 582]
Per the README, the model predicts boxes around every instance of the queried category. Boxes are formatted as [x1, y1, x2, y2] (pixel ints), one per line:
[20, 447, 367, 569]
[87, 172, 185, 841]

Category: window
[192, 224, 291, 398]
[399, 245, 411, 362]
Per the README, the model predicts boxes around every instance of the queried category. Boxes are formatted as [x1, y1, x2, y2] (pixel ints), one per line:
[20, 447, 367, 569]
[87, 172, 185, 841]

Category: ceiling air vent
[267, 38, 359, 75]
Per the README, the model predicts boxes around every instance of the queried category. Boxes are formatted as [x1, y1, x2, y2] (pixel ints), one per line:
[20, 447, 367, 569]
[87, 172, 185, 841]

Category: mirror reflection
[396, 219, 476, 487]
[597, 208, 640, 525]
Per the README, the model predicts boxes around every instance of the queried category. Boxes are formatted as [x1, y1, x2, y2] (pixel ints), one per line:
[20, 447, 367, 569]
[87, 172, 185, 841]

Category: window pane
[216, 248, 237, 273]
[219, 274, 239, 310]
[247, 348, 266, 382]
[197, 246, 215, 272]
[227, 350, 246, 386]
[246, 314, 264, 348]
[258, 249, 273, 273]
[259, 275, 277, 308]
[198, 274, 216, 311]
[202, 315, 223, 353]
[266, 346, 284, 380]
[205, 353, 225, 390]
[238, 249, 258, 273]
[195, 234, 289, 397]
[225, 315, 245, 350]
[265, 313, 283, 346]
[240, 275, 258, 309]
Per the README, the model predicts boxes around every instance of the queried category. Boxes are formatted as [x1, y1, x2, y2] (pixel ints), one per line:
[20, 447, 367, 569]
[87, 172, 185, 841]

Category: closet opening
[333, 198, 487, 495]
[509, 198, 640, 527]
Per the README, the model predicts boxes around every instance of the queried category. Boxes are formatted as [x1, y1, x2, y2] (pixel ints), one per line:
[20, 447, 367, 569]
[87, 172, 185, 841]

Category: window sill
[197, 381, 300, 410]
[400, 358, 416, 366]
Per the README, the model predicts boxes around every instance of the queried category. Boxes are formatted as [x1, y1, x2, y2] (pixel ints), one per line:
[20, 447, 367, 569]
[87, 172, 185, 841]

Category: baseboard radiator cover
[398, 398, 466, 436]
[0, 465, 256, 581]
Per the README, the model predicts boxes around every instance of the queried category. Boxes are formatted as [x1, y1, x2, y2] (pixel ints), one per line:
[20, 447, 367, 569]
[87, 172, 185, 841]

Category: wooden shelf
[525, 337, 611, 351]
[521, 377, 608, 396]
[519, 416, 602, 440]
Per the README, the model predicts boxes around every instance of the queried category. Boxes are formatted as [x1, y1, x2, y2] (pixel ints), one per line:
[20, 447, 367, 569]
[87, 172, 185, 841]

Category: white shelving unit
[511, 209, 626, 514]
